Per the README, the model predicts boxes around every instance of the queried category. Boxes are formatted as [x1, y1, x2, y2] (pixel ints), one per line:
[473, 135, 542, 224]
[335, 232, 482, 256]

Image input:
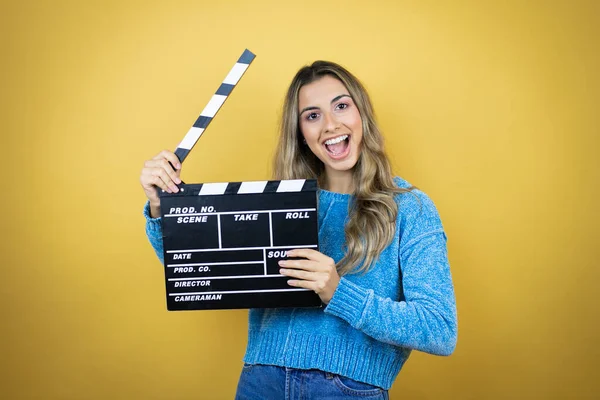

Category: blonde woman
[141, 61, 457, 399]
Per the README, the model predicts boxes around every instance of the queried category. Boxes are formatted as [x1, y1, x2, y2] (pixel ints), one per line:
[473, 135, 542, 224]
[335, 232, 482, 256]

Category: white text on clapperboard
[166, 204, 317, 303]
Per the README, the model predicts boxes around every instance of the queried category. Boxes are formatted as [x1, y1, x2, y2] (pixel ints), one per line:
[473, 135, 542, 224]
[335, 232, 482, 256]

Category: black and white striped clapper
[159, 179, 321, 310]
[173, 49, 256, 164]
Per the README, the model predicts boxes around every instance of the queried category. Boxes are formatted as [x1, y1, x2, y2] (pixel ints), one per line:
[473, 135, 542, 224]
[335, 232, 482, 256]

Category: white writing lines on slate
[263, 248, 268, 275]
[166, 244, 318, 254]
[163, 208, 317, 217]
[166, 261, 264, 267]
[168, 275, 285, 281]
[169, 288, 311, 297]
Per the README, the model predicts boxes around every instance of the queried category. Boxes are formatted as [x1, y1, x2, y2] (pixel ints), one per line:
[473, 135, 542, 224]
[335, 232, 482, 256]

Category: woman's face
[298, 75, 363, 176]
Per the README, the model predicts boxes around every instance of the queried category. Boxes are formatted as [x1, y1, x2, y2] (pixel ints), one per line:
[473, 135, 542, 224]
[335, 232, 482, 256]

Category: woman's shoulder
[393, 176, 445, 236]
[392, 176, 433, 207]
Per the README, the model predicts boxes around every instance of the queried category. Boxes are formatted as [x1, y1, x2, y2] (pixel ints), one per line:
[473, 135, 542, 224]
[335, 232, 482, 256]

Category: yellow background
[1, 0, 598, 398]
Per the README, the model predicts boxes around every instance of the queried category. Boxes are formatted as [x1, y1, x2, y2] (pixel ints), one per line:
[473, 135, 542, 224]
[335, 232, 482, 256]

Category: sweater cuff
[143, 201, 162, 233]
[324, 278, 372, 328]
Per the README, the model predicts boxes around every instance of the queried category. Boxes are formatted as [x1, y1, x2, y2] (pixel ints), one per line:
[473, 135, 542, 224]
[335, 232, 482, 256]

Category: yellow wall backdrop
[2, 0, 598, 398]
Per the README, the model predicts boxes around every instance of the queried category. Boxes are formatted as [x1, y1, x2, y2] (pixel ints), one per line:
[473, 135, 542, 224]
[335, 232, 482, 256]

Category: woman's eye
[336, 103, 348, 110]
[307, 112, 319, 120]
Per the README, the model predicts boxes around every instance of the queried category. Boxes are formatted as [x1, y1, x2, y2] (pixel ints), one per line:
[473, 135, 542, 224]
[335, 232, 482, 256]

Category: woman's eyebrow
[299, 94, 352, 115]
[331, 94, 351, 103]
[300, 105, 319, 115]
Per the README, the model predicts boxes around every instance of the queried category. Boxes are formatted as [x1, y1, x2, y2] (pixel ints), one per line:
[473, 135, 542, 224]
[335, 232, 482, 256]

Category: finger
[152, 150, 182, 178]
[287, 248, 332, 263]
[279, 267, 316, 281]
[278, 259, 319, 272]
[286, 279, 315, 291]
[284, 251, 334, 273]
[157, 158, 182, 185]
[147, 174, 171, 193]
[151, 168, 179, 193]
[141, 168, 164, 190]
[153, 149, 182, 170]
[145, 158, 181, 185]
[143, 159, 171, 174]
[140, 173, 162, 199]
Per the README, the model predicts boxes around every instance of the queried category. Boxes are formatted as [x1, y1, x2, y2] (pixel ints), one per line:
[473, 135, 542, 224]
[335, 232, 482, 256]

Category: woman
[141, 61, 457, 399]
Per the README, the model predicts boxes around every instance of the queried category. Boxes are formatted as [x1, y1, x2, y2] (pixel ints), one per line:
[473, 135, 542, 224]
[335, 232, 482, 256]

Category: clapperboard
[157, 49, 321, 310]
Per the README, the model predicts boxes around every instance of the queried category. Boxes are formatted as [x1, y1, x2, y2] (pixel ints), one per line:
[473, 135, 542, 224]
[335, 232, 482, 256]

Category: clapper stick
[174, 49, 256, 164]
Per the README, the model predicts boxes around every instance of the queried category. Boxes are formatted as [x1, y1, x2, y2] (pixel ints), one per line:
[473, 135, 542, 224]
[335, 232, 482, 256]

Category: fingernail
[176, 178, 182, 184]
[278, 261, 285, 266]
[176, 163, 181, 169]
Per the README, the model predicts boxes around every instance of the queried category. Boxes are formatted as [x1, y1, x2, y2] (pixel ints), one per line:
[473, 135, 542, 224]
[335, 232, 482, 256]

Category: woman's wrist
[149, 202, 161, 218]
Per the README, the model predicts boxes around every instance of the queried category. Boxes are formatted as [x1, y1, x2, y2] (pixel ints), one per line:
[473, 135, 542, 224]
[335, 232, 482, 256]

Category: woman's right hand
[140, 150, 182, 218]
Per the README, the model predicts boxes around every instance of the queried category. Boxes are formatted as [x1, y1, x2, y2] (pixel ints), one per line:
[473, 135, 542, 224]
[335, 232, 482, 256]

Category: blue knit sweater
[144, 177, 457, 389]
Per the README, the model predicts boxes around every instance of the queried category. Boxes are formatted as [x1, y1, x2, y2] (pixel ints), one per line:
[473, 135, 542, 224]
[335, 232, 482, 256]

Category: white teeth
[324, 135, 348, 145]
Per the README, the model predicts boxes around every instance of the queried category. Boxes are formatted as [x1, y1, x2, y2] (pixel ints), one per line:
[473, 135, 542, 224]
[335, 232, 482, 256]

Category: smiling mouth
[323, 134, 350, 156]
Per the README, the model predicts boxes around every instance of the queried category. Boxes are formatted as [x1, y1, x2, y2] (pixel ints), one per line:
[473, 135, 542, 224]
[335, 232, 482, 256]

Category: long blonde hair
[273, 61, 413, 275]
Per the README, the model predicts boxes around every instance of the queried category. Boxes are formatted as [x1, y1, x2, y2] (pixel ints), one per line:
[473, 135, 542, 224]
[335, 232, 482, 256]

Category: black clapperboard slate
[158, 179, 322, 310]
[155, 49, 320, 310]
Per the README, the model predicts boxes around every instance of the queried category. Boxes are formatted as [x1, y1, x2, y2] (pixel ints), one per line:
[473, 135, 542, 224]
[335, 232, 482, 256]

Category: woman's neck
[321, 169, 354, 194]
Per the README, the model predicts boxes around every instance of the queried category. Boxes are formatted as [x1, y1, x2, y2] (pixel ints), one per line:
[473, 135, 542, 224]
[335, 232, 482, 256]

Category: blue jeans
[235, 364, 389, 399]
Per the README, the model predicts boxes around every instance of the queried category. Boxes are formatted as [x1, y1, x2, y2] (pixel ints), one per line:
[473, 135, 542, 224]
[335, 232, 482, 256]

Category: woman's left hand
[279, 249, 340, 304]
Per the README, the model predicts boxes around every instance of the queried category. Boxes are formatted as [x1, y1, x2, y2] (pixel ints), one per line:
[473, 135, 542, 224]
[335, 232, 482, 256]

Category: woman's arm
[143, 201, 165, 264]
[324, 229, 457, 356]
[140, 149, 183, 264]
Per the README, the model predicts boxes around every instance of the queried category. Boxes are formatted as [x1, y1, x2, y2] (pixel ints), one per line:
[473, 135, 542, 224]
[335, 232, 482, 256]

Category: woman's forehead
[298, 76, 349, 105]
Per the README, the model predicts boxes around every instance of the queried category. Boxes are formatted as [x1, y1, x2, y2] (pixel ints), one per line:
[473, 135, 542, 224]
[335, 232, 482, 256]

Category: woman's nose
[322, 112, 339, 133]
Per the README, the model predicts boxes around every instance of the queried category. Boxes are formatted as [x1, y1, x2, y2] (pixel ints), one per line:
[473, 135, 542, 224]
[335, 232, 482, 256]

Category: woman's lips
[323, 135, 351, 160]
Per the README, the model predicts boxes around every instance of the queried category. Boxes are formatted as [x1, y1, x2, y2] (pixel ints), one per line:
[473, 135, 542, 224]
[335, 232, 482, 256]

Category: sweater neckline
[318, 188, 352, 202]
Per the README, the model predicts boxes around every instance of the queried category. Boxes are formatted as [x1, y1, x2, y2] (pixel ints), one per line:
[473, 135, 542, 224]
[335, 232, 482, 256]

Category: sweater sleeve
[324, 192, 458, 356]
[143, 201, 165, 264]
